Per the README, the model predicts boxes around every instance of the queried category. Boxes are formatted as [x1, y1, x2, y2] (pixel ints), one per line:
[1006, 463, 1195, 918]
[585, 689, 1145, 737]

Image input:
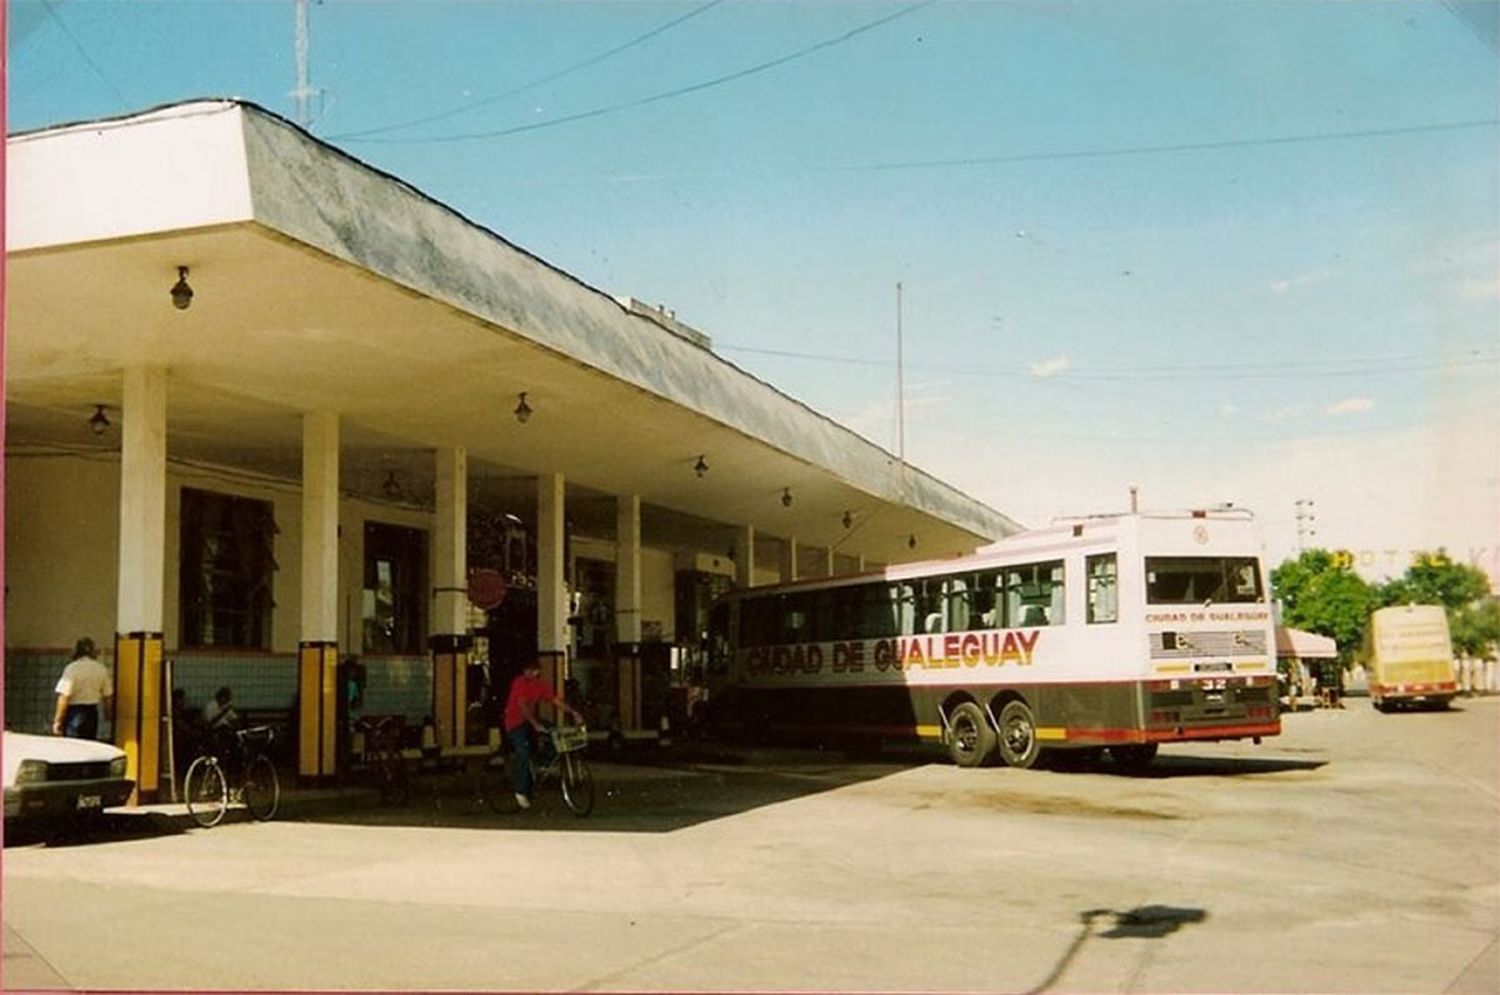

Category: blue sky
[8, 0, 1499, 579]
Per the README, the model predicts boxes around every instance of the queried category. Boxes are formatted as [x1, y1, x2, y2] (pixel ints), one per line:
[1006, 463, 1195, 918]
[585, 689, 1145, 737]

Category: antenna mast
[895, 281, 905, 465]
[292, 0, 316, 129]
[1295, 498, 1317, 553]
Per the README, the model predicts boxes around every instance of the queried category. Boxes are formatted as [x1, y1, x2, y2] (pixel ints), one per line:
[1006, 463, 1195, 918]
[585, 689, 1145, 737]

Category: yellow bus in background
[1365, 605, 1457, 712]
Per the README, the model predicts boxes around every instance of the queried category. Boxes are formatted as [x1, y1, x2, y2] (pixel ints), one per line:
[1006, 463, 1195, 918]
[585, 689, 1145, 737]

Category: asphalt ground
[3, 696, 1497, 993]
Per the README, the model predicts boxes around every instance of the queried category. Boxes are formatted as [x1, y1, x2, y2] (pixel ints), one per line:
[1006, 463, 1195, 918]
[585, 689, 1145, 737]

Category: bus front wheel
[947, 702, 995, 768]
[996, 700, 1041, 769]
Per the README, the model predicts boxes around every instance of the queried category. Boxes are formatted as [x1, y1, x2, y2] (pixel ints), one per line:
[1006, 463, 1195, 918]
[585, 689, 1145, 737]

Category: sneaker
[514, 792, 531, 810]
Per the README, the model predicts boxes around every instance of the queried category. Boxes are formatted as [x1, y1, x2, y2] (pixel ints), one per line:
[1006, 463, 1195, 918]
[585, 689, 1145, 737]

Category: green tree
[1378, 550, 1492, 611]
[1450, 599, 1500, 661]
[1270, 549, 1380, 662]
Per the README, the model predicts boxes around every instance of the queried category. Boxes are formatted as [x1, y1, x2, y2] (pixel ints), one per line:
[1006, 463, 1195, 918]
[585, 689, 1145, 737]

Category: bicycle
[517, 724, 595, 817]
[183, 725, 280, 828]
[355, 714, 411, 806]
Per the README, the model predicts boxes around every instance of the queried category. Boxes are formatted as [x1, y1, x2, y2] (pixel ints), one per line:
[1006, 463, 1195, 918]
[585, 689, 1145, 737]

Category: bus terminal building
[4, 100, 1018, 801]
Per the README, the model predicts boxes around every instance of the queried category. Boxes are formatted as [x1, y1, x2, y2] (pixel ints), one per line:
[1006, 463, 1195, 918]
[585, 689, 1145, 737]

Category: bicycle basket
[550, 725, 588, 753]
[238, 725, 274, 750]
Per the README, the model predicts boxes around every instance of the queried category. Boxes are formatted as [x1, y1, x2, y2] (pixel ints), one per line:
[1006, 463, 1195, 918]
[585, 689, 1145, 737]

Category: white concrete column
[300, 412, 340, 642]
[433, 447, 468, 636]
[537, 473, 568, 655]
[736, 524, 756, 590]
[298, 412, 340, 780]
[857, 555, 867, 572]
[117, 366, 167, 632]
[822, 547, 835, 578]
[615, 494, 642, 644]
[780, 536, 799, 584]
[115, 367, 168, 800]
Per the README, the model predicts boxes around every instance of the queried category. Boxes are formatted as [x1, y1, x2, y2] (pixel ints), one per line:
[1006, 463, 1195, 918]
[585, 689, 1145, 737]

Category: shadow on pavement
[1128, 755, 1327, 778]
[1026, 904, 1210, 994]
[306, 747, 919, 833]
[3, 811, 189, 848]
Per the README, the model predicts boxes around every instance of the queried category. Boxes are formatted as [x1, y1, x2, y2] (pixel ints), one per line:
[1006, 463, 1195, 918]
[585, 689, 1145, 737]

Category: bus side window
[1004, 567, 1028, 628]
[944, 575, 971, 632]
[1046, 562, 1065, 625]
[782, 593, 811, 644]
[1008, 560, 1064, 627]
[830, 586, 861, 641]
[972, 570, 1001, 628]
[860, 582, 899, 638]
[895, 582, 920, 636]
[1087, 553, 1118, 624]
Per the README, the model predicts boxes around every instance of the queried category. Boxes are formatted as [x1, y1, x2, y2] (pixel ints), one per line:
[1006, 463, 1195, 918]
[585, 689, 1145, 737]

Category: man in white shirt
[52, 637, 114, 739]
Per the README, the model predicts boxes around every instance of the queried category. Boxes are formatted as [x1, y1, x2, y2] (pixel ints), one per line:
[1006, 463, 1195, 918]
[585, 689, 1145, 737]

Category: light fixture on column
[694, 455, 709, 478]
[170, 266, 194, 310]
[842, 510, 853, 529]
[907, 533, 918, 550]
[781, 487, 793, 508]
[88, 404, 110, 435]
[514, 391, 533, 424]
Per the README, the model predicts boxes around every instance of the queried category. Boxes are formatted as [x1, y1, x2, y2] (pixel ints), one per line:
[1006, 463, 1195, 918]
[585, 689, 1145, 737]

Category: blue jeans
[63, 705, 99, 740]
[507, 725, 533, 796]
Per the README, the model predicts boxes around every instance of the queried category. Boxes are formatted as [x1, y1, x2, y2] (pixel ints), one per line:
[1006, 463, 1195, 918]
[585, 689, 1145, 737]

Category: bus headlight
[109, 756, 129, 779]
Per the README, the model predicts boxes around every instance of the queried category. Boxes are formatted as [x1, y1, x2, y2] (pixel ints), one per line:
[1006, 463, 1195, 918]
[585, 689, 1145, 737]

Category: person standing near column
[52, 637, 113, 739]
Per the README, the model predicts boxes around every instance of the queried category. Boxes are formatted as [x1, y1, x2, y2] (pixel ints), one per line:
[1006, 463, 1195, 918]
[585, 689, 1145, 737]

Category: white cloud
[1269, 267, 1336, 295]
[1028, 356, 1070, 379]
[1458, 276, 1500, 301]
[1261, 403, 1309, 424]
[1219, 403, 1239, 418]
[1326, 397, 1375, 415]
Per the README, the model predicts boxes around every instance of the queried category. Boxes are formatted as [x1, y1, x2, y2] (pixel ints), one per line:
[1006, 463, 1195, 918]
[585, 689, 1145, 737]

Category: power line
[422, 117, 1499, 187]
[329, 0, 731, 141]
[339, 0, 938, 145]
[717, 343, 1500, 382]
[41, 0, 127, 106]
[834, 119, 1499, 173]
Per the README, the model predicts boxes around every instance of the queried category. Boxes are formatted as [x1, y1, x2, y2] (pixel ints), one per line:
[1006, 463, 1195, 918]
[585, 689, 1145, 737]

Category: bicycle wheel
[379, 753, 411, 807]
[184, 756, 228, 828]
[559, 753, 595, 817]
[242, 754, 280, 821]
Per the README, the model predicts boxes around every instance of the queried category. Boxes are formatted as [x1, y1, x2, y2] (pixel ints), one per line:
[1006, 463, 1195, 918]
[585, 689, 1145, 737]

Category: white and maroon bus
[706, 508, 1281, 769]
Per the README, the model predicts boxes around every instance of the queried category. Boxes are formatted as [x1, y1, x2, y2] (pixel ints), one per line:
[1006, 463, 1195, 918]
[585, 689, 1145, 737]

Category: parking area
[3, 698, 1497, 992]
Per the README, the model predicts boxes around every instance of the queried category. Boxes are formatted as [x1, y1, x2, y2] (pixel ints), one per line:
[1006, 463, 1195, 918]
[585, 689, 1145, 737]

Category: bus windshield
[1145, 556, 1263, 605]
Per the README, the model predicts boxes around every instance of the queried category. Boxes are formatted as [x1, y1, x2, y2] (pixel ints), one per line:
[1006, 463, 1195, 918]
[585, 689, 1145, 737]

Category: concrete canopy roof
[5, 100, 1019, 563]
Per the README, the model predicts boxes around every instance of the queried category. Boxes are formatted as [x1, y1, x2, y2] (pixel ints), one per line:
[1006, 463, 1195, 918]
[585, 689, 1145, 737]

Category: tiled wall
[359, 655, 434, 725]
[6, 648, 435, 740]
[4, 648, 94, 737]
[169, 652, 299, 717]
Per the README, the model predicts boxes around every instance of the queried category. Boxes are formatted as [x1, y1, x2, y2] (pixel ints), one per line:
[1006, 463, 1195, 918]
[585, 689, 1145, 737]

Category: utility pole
[1295, 498, 1316, 553]
[292, 0, 318, 129]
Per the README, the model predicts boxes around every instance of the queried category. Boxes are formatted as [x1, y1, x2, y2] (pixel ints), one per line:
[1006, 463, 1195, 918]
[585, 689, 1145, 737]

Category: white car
[3, 730, 134, 822]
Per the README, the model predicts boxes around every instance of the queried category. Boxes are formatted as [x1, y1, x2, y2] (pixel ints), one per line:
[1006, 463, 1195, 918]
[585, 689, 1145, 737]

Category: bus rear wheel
[946, 702, 995, 768]
[996, 700, 1041, 769]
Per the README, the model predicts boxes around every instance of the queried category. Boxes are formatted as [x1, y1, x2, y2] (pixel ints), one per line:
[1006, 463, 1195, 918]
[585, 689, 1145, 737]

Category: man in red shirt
[504, 661, 583, 809]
